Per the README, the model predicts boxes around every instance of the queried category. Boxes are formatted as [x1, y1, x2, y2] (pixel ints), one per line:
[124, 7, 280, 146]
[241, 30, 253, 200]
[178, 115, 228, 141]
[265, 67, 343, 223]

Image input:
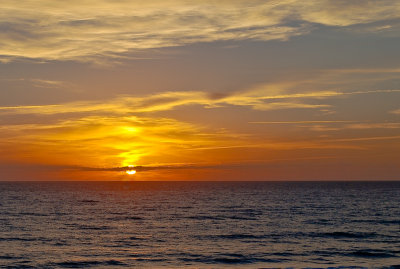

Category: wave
[194, 231, 384, 241]
[312, 249, 398, 259]
[179, 255, 282, 264]
[186, 215, 224, 220]
[106, 216, 144, 221]
[18, 212, 49, 217]
[194, 233, 266, 240]
[218, 234, 266, 240]
[385, 265, 400, 269]
[352, 219, 400, 225]
[227, 215, 258, 220]
[64, 223, 112, 231]
[78, 199, 99, 204]
[128, 236, 146, 241]
[321, 231, 377, 239]
[0, 237, 51, 242]
[381, 219, 400, 225]
[54, 259, 126, 268]
[0, 255, 21, 260]
[78, 225, 111, 230]
[272, 231, 379, 239]
[348, 250, 397, 258]
[186, 214, 257, 221]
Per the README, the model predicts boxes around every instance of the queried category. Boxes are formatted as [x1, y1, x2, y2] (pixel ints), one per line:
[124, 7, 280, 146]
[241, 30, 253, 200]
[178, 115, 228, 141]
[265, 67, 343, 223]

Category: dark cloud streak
[73, 164, 232, 172]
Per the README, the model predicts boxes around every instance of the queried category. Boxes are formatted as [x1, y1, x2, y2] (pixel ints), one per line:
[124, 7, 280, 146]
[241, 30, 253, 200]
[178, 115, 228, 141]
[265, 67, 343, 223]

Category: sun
[126, 165, 136, 175]
[126, 170, 136, 175]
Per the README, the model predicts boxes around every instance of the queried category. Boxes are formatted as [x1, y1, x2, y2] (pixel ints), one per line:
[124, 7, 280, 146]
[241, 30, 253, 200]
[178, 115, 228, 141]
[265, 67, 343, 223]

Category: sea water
[0, 181, 399, 268]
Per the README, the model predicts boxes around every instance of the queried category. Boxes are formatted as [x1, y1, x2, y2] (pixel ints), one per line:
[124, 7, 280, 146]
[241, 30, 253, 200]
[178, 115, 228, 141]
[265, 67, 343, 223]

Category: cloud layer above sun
[1, 0, 400, 62]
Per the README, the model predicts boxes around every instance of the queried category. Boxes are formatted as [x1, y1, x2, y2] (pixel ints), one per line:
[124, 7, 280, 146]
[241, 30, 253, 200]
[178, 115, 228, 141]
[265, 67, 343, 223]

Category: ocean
[0, 181, 399, 268]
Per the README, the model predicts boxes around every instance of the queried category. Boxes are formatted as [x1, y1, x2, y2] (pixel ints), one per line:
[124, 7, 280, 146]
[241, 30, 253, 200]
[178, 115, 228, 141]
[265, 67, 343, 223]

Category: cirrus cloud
[1, 0, 400, 62]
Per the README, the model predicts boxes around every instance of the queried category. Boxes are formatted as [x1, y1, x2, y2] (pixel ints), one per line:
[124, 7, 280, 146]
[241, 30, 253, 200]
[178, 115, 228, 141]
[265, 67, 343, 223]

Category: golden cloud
[0, 111, 367, 174]
[1, 0, 399, 62]
[0, 113, 243, 169]
[1, 86, 399, 116]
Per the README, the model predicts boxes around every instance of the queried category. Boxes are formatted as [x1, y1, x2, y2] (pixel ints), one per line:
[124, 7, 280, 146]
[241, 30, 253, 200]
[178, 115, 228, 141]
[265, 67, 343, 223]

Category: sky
[1, 0, 400, 181]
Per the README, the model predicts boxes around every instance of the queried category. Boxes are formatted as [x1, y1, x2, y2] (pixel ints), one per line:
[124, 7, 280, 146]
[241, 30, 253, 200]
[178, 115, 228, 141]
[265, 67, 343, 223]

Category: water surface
[0, 181, 399, 268]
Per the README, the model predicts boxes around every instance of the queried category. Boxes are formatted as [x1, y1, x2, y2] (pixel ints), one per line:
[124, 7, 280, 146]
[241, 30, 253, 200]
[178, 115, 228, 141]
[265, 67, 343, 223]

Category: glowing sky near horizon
[1, 0, 400, 180]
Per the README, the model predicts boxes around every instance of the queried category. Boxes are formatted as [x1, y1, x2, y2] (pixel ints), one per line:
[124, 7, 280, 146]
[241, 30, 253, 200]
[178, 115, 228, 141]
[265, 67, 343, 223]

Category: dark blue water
[0, 181, 399, 268]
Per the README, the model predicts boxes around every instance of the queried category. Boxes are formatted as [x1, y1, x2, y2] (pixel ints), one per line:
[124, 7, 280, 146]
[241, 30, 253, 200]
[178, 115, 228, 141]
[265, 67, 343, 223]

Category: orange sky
[1, 0, 400, 180]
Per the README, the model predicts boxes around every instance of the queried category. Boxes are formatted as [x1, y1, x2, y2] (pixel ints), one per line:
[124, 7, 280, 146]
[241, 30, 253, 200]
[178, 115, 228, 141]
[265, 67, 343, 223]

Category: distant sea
[0, 181, 399, 268]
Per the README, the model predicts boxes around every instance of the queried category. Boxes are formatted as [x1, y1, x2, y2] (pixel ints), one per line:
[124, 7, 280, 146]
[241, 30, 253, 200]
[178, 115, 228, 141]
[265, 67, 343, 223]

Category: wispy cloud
[0, 77, 74, 91]
[391, 108, 400, 115]
[1, 0, 399, 62]
[29, 79, 69, 89]
[344, 123, 400, 129]
[250, 120, 400, 132]
[309, 123, 400, 132]
[249, 120, 355, 124]
[331, 135, 400, 142]
[1, 87, 399, 116]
